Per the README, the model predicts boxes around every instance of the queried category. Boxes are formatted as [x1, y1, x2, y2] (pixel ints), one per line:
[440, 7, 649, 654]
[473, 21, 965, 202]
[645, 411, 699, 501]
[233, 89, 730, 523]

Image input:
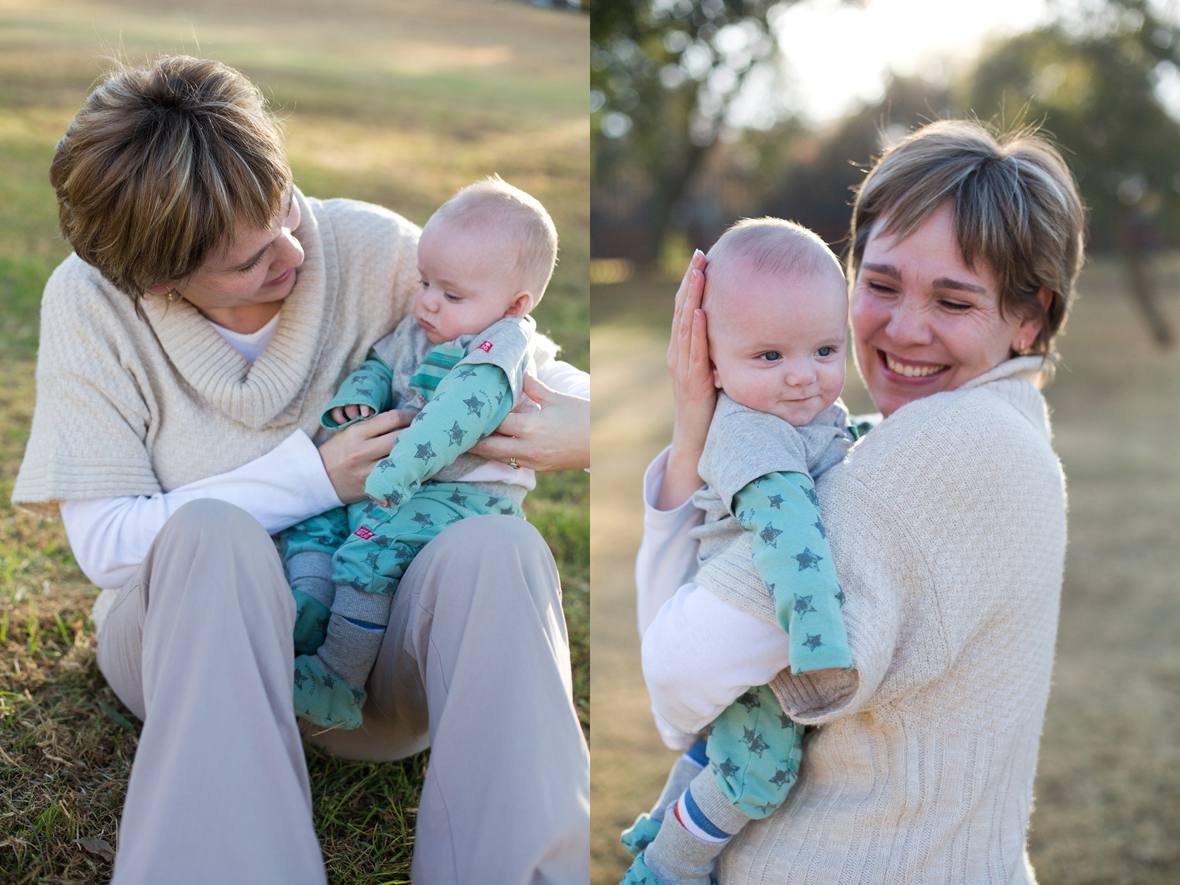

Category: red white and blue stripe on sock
[673, 787, 732, 845]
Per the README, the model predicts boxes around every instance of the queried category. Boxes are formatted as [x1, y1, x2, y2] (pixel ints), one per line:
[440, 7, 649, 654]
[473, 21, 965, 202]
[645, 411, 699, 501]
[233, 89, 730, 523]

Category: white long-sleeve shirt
[635, 448, 792, 748]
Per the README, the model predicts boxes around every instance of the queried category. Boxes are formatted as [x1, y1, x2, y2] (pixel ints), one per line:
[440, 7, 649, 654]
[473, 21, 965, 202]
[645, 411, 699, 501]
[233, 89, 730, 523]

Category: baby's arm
[363, 317, 531, 506]
[320, 350, 396, 429]
[734, 471, 851, 673]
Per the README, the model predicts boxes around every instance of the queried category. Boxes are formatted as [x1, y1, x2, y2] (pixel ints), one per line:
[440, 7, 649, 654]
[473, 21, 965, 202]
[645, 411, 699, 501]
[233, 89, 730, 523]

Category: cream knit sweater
[694, 358, 1065, 884]
[13, 190, 419, 505]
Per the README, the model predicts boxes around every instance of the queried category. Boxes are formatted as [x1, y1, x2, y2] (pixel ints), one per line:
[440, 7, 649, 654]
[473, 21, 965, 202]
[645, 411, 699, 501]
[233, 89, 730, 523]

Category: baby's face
[707, 262, 848, 426]
[415, 218, 524, 345]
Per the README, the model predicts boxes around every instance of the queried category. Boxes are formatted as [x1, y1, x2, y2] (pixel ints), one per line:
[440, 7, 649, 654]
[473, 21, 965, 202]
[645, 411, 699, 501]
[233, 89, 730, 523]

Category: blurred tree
[758, 74, 953, 250]
[592, 0, 797, 264]
[962, 12, 1180, 346]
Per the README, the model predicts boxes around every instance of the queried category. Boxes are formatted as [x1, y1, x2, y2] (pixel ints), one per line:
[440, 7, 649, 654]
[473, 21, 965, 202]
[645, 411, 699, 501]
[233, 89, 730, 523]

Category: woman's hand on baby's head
[331, 404, 374, 425]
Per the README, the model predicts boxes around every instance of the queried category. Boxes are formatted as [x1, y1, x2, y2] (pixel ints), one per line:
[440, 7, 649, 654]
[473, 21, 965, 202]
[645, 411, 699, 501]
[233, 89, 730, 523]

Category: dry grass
[0, 1, 587, 881]
[589, 253, 1180, 884]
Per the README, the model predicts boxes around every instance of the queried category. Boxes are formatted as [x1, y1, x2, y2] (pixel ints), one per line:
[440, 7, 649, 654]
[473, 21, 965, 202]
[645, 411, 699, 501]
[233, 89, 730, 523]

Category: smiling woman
[630, 119, 1086, 884]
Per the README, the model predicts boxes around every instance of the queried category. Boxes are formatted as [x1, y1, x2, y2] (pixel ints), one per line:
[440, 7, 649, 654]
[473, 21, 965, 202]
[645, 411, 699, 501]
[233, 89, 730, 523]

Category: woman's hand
[469, 374, 590, 472]
[659, 249, 715, 510]
[317, 409, 416, 503]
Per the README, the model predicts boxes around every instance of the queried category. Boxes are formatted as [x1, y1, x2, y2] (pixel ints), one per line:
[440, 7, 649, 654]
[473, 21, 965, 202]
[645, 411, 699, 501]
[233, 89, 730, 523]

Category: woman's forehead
[863, 204, 997, 291]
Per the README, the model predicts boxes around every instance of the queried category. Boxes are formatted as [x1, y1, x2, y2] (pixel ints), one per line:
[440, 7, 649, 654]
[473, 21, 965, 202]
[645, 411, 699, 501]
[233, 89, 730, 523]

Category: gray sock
[286, 551, 335, 608]
[651, 749, 707, 821]
[643, 810, 718, 885]
[315, 612, 386, 690]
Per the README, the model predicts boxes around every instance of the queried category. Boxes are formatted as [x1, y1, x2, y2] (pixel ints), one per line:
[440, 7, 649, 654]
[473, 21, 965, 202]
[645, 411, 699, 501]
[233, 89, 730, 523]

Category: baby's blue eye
[759, 351, 782, 362]
[817, 346, 835, 357]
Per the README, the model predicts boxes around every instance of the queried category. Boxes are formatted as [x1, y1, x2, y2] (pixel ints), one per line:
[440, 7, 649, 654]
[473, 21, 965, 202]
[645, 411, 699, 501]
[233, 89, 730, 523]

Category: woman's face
[163, 189, 305, 329]
[851, 202, 1043, 417]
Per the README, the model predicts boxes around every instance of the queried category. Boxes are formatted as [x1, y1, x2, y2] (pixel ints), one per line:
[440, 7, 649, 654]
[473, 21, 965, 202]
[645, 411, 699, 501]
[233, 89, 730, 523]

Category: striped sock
[650, 738, 708, 821]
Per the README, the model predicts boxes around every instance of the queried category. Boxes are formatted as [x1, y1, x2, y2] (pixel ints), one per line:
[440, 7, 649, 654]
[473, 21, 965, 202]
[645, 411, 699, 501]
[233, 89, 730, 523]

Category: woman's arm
[635, 448, 794, 741]
[61, 405, 420, 588]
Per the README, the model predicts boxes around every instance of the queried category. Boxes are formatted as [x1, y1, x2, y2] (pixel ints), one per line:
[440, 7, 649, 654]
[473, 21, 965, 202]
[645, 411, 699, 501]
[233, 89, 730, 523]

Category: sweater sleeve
[12, 260, 160, 505]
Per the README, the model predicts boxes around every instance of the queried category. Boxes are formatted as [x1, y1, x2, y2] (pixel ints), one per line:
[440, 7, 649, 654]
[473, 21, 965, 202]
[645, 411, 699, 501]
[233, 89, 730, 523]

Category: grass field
[0, 1, 588, 882]
[590, 254, 1180, 883]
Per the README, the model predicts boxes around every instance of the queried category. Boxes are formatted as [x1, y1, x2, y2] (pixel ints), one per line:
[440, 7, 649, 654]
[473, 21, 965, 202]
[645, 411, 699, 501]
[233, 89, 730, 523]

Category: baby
[280, 176, 559, 730]
[623, 219, 855, 884]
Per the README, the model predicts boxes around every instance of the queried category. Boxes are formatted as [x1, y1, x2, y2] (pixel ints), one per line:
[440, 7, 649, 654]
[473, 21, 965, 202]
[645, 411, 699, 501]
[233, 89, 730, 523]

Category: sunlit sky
[749, 0, 1056, 125]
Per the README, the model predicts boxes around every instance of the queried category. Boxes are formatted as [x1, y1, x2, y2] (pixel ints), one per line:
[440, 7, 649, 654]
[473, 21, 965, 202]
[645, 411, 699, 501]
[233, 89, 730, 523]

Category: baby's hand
[330, 404, 375, 425]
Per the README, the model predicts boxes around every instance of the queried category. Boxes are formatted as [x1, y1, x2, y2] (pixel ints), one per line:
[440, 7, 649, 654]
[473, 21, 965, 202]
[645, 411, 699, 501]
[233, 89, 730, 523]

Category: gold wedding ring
[508, 456, 520, 469]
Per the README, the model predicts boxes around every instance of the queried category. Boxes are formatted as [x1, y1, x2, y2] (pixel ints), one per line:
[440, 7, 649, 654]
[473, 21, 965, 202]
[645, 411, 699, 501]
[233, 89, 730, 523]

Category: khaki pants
[97, 499, 589, 884]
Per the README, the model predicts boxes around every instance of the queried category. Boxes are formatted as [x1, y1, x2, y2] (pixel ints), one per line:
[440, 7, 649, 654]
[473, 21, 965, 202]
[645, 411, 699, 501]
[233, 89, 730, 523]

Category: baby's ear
[505, 291, 532, 317]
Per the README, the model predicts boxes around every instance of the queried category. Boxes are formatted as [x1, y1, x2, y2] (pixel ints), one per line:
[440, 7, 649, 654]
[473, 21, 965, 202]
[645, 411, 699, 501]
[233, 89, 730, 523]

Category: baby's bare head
[704, 218, 845, 314]
[704, 219, 850, 425]
[423, 176, 558, 312]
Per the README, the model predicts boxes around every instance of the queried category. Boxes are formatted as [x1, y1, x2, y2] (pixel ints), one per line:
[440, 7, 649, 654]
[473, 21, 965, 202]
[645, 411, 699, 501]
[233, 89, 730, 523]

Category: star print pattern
[283, 327, 532, 732]
[794, 547, 822, 571]
[733, 471, 852, 676]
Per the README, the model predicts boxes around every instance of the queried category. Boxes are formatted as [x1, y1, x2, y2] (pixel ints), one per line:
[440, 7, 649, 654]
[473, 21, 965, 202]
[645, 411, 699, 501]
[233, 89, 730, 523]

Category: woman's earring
[167, 288, 180, 304]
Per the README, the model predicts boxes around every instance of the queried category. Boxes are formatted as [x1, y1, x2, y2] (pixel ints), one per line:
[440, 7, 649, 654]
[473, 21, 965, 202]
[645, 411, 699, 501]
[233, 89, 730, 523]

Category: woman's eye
[759, 351, 782, 362]
[866, 280, 895, 294]
[816, 345, 836, 357]
[940, 299, 971, 311]
[237, 255, 263, 274]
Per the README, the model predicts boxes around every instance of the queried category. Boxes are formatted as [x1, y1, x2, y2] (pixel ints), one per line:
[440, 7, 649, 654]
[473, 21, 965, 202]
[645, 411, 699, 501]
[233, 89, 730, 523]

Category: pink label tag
[354, 526, 375, 540]
[477, 340, 494, 352]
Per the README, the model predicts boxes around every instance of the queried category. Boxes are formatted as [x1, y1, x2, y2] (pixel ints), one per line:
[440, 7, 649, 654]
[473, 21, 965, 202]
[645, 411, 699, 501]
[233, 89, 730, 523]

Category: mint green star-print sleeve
[320, 350, 396, 430]
[734, 471, 853, 673]
[363, 362, 513, 507]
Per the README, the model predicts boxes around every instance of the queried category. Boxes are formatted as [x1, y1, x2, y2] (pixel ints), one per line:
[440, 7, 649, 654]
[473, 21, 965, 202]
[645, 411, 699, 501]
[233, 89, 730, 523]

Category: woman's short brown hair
[848, 119, 1085, 356]
[50, 55, 291, 304]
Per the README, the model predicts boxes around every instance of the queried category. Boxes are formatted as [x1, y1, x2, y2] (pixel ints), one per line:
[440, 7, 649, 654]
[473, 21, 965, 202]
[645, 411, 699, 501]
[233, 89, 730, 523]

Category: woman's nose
[276, 227, 305, 268]
[884, 297, 931, 345]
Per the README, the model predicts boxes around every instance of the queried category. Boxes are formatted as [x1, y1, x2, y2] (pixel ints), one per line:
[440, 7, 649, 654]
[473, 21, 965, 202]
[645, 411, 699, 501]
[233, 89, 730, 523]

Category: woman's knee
[408, 515, 560, 613]
[159, 498, 270, 544]
[149, 499, 285, 606]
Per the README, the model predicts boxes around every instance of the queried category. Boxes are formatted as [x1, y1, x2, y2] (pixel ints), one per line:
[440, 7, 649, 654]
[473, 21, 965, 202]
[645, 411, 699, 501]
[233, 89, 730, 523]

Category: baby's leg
[278, 506, 350, 655]
[638, 684, 804, 884]
[621, 739, 708, 856]
[295, 484, 518, 730]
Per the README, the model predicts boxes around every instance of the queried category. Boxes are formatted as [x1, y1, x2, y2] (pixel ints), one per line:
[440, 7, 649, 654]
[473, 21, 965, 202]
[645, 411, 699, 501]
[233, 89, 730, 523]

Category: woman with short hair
[14, 55, 589, 884]
[637, 119, 1084, 883]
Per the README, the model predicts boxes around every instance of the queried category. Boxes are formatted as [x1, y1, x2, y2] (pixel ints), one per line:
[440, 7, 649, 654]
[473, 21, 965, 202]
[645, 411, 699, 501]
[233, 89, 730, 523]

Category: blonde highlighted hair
[426, 176, 558, 304]
[50, 55, 291, 306]
[849, 119, 1085, 356]
[705, 217, 844, 303]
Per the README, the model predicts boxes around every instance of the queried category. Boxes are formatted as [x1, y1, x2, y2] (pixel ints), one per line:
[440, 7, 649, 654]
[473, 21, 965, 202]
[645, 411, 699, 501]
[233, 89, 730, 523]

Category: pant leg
[96, 499, 326, 885]
[305, 515, 589, 885]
